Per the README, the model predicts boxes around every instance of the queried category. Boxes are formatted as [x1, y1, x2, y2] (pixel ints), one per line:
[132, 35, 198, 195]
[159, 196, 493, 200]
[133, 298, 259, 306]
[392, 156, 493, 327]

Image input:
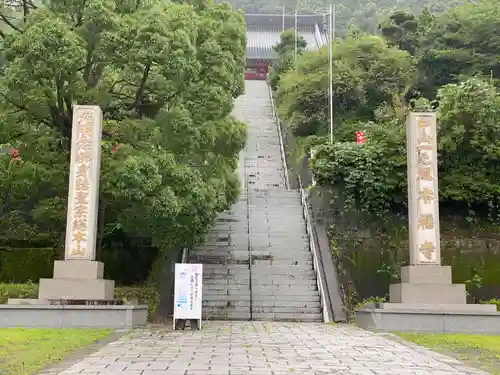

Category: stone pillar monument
[38, 105, 115, 301]
[355, 112, 499, 332]
[388, 112, 466, 305]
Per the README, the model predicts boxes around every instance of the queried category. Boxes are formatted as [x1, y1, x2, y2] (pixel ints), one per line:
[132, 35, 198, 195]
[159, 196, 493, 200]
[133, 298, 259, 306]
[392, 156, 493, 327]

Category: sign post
[173, 263, 203, 330]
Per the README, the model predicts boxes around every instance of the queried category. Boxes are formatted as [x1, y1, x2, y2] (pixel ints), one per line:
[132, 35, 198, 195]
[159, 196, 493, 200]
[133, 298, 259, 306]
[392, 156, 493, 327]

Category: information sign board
[173, 263, 203, 330]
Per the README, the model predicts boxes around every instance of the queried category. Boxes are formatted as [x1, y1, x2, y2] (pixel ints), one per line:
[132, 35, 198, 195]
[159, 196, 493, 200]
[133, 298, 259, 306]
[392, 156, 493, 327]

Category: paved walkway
[52, 322, 488, 375]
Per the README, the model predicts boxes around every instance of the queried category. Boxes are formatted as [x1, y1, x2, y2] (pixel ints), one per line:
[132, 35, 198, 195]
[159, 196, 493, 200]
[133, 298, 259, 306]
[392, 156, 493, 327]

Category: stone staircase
[189, 80, 322, 322]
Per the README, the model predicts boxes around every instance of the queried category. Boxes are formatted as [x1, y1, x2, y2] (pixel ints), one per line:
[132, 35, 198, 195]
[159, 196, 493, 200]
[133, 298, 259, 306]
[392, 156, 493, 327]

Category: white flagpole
[294, 8, 298, 69]
[329, 5, 334, 145]
[282, 4, 285, 32]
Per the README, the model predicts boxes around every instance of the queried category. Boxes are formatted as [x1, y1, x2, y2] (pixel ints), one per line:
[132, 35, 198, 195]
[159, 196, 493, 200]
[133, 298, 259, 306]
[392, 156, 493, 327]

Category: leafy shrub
[0, 282, 38, 303]
[115, 286, 160, 320]
[481, 298, 500, 311]
[0, 248, 55, 283]
[356, 296, 387, 308]
[0, 283, 160, 321]
[310, 124, 407, 216]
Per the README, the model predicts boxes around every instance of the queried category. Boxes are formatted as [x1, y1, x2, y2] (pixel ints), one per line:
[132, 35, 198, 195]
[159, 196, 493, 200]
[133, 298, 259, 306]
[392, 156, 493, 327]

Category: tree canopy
[0, 0, 247, 284]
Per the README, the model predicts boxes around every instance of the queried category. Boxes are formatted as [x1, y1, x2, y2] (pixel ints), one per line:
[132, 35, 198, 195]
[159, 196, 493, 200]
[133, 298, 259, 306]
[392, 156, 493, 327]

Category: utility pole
[329, 4, 335, 145]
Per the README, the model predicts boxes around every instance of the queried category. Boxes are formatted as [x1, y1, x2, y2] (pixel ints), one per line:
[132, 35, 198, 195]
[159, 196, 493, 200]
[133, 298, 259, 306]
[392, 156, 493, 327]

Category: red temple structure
[244, 13, 329, 80]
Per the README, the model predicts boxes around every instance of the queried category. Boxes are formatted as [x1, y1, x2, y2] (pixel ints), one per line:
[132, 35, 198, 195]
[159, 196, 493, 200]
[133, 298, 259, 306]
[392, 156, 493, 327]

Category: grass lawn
[397, 333, 500, 375]
[0, 328, 113, 375]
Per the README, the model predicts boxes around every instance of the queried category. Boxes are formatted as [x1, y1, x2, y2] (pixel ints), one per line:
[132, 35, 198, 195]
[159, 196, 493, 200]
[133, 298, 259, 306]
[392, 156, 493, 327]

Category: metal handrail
[297, 175, 333, 323]
[181, 248, 189, 263]
[267, 82, 291, 190]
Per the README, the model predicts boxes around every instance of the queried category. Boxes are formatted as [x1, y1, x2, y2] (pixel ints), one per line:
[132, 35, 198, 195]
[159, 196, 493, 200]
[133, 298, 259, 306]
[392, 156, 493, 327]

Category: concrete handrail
[297, 176, 334, 323]
[267, 82, 291, 190]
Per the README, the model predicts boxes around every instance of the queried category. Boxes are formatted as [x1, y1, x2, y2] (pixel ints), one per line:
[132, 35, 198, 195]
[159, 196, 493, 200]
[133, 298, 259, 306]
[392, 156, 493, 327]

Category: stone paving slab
[50, 322, 490, 375]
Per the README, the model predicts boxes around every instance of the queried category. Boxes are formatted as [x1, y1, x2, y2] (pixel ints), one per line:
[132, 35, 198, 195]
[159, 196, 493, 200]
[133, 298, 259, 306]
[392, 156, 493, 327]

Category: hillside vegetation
[220, 0, 470, 34]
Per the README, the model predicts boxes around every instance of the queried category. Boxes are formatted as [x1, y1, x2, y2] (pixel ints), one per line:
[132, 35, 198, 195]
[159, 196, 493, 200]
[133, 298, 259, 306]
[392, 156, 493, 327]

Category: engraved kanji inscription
[418, 188, 435, 204]
[65, 106, 102, 260]
[417, 117, 431, 128]
[418, 214, 435, 230]
[417, 166, 433, 181]
[417, 128, 432, 145]
[419, 241, 435, 261]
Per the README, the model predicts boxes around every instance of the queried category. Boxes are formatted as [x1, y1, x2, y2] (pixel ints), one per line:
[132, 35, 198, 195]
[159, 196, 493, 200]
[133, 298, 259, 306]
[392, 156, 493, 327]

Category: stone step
[249, 233, 307, 238]
[202, 311, 251, 320]
[252, 307, 321, 314]
[249, 251, 312, 259]
[248, 191, 300, 196]
[252, 260, 313, 266]
[202, 264, 249, 269]
[203, 279, 317, 287]
[248, 235, 308, 240]
[249, 264, 316, 272]
[251, 295, 320, 303]
[203, 274, 316, 281]
[204, 286, 317, 294]
[202, 289, 318, 297]
[248, 211, 303, 216]
[193, 259, 314, 267]
[249, 241, 309, 247]
[203, 294, 319, 303]
[204, 272, 317, 280]
[252, 313, 322, 322]
[204, 300, 321, 309]
[189, 256, 250, 264]
[190, 255, 250, 261]
[203, 294, 251, 301]
[203, 282, 250, 288]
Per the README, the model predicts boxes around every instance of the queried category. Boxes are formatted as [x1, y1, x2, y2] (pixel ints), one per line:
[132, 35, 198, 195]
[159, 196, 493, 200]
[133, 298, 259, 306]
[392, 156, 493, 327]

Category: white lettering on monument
[407, 113, 441, 265]
[65, 106, 103, 261]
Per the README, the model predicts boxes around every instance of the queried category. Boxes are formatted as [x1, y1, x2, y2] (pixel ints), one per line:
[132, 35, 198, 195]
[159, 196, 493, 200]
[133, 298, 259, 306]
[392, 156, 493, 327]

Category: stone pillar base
[38, 260, 115, 301]
[389, 265, 466, 305]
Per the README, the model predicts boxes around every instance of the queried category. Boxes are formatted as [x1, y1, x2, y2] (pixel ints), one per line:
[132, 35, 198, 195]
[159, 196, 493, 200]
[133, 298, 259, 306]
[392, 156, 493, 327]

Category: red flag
[111, 143, 121, 154]
[9, 148, 20, 163]
[355, 131, 366, 145]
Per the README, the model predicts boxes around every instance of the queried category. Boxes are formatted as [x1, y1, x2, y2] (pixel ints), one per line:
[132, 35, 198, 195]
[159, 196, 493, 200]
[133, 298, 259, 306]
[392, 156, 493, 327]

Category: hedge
[0, 283, 160, 321]
[0, 248, 55, 282]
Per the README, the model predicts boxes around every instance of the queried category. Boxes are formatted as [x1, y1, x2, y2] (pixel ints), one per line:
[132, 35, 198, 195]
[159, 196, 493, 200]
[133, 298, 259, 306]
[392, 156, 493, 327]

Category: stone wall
[309, 187, 500, 302]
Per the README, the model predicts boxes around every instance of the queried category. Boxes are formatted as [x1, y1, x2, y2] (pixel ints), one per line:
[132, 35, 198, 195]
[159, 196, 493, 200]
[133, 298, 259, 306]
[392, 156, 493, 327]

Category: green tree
[269, 29, 307, 91]
[437, 78, 500, 204]
[276, 34, 414, 137]
[378, 10, 419, 55]
[416, 0, 500, 98]
[0, 0, 247, 278]
[310, 78, 500, 218]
